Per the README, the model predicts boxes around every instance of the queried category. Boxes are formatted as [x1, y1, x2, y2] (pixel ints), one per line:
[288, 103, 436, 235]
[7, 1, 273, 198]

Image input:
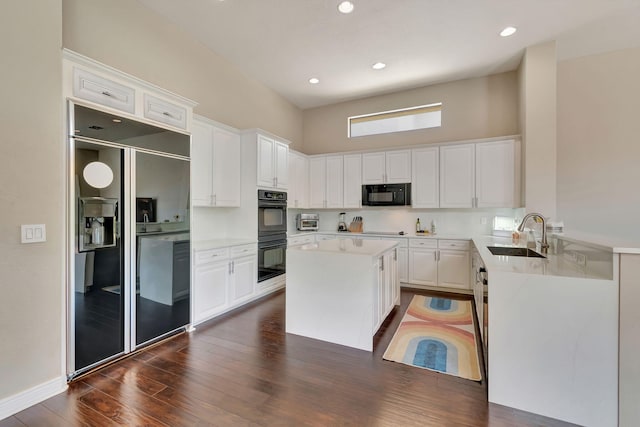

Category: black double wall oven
[257, 190, 287, 282]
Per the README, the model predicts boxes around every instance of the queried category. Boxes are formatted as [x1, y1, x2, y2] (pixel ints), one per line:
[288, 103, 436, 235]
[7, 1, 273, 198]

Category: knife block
[348, 221, 363, 233]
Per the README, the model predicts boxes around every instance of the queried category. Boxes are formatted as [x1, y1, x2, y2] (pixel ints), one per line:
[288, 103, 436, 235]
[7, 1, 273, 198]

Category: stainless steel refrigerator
[68, 103, 191, 378]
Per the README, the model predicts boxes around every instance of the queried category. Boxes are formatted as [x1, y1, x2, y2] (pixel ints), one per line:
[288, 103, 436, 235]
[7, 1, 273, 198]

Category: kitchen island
[286, 238, 399, 351]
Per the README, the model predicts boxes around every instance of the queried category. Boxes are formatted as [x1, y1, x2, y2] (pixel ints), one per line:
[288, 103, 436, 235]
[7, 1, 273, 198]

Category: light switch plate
[21, 224, 46, 243]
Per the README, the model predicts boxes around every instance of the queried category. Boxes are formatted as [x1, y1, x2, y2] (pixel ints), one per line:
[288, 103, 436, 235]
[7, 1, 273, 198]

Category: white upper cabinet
[440, 144, 475, 208]
[475, 139, 520, 208]
[191, 117, 241, 207]
[73, 68, 135, 114]
[308, 157, 326, 209]
[64, 49, 196, 131]
[308, 156, 344, 209]
[411, 147, 439, 208]
[143, 94, 188, 130]
[191, 120, 214, 206]
[440, 140, 521, 208]
[362, 150, 411, 184]
[343, 154, 362, 208]
[288, 150, 309, 209]
[325, 155, 344, 209]
[362, 152, 386, 184]
[257, 134, 289, 190]
[386, 150, 412, 183]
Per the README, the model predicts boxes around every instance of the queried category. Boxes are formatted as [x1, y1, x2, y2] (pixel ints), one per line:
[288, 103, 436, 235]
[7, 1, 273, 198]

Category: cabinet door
[274, 141, 289, 190]
[308, 157, 326, 208]
[408, 248, 438, 286]
[193, 261, 228, 323]
[257, 134, 275, 188]
[389, 250, 399, 307]
[143, 94, 187, 130]
[343, 154, 362, 208]
[73, 68, 135, 114]
[440, 144, 475, 208]
[373, 257, 383, 330]
[385, 150, 411, 183]
[212, 126, 241, 207]
[362, 152, 386, 184]
[288, 151, 308, 209]
[476, 140, 517, 208]
[411, 147, 439, 208]
[397, 247, 408, 284]
[438, 250, 470, 289]
[190, 120, 213, 206]
[230, 255, 257, 305]
[325, 155, 344, 208]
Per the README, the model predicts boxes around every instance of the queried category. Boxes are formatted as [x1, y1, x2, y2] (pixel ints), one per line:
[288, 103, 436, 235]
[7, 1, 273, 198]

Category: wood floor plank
[11, 289, 579, 426]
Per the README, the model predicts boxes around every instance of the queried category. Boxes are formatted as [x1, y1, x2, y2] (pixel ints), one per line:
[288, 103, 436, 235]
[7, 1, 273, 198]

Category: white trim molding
[0, 376, 67, 421]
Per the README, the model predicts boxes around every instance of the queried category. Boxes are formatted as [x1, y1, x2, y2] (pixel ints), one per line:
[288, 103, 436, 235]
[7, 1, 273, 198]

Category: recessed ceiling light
[372, 62, 386, 70]
[112, 118, 122, 123]
[500, 26, 517, 37]
[338, 1, 354, 14]
[309, 78, 320, 84]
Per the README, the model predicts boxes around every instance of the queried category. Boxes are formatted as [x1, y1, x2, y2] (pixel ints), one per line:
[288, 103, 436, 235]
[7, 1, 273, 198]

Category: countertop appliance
[338, 212, 347, 232]
[296, 213, 319, 231]
[362, 183, 411, 206]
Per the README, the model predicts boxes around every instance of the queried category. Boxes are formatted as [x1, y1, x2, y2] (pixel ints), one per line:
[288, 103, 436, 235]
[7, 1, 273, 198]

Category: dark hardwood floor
[2, 289, 578, 426]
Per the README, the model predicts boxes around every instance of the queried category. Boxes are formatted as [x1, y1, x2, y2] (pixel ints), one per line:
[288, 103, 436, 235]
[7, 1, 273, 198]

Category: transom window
[348, 103, 442, 138]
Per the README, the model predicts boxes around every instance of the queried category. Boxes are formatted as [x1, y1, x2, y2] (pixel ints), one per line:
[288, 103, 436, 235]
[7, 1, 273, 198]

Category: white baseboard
[0, 376, 68, 421]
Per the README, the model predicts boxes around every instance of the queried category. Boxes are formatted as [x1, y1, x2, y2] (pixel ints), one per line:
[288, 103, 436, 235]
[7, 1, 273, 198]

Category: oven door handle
[259, 241, 287, 250]
[258, 201, 287, 207]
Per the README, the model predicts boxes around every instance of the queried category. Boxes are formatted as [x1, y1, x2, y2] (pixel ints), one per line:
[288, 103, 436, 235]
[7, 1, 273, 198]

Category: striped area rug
[383, 295, 482, 381]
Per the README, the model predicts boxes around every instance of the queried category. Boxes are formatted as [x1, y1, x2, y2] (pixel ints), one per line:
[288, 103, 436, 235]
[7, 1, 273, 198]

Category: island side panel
[489, 270, 618, 427]
[286, 249, 376, 351]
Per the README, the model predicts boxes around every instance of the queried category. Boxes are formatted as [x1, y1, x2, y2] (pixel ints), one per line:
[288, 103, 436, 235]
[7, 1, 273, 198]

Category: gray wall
[62, 0, 304, 149]
[557, 46, 640, 241]
[302, 71, 518, 154]
[0, 0, 64, 399]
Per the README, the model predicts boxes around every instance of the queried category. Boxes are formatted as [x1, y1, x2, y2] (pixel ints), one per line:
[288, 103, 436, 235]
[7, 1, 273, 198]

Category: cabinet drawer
[378, 237, 409, 248]
[73, 68, 135, 114]
[288, 235, 315, 246]
[194, 247, 229, 265]
[230, 243, 257, 258]
[143, 94, 188, 130]
[409, 239, 438, 249]
[438, 239, 470, 250]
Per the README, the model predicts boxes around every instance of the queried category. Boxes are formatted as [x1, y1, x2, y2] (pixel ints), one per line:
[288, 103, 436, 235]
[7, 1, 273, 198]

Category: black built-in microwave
[362, 183, 411, 206]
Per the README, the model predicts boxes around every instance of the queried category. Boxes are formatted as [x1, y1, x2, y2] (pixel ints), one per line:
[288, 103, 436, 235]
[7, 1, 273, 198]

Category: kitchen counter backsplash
[288, 207, 523, 236]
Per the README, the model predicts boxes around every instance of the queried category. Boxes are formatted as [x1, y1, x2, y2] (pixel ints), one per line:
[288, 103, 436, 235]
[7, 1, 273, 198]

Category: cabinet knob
[101, 91, 112, 97]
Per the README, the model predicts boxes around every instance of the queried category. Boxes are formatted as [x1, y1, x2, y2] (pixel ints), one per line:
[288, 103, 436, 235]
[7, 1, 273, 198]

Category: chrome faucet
[517, 213, 549, 254]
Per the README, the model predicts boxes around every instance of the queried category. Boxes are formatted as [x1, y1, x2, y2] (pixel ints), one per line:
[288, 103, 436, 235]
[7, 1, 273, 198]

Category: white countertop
[192, 238, 257, 251]
[139, 232, 190, 242]
[288, 238, 398, 257]
[472, 235, 612, 280]
[551, 231, 640, 254]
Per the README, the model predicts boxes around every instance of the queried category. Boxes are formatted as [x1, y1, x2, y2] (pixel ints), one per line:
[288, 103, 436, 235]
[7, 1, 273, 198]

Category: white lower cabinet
[408, 239, 470, 290]
[374, 248, 399, 332]
[193, 260, 229, 322]
[193, 243, 257, 324]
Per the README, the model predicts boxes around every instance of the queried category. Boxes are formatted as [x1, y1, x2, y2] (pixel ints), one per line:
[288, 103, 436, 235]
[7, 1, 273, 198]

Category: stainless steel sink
[487, 246, 546, 258]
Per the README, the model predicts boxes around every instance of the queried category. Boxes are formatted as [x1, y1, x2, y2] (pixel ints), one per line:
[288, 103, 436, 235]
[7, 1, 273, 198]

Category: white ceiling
[138, 0, 640, 109]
